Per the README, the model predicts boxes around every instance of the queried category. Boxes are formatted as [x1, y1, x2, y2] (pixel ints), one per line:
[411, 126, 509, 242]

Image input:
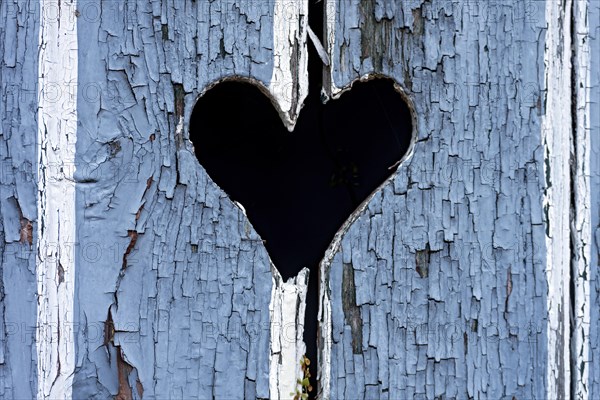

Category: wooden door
[0, 0, 598, 399]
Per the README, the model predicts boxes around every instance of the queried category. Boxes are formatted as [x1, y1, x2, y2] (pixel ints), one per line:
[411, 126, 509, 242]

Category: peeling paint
[0, 0, 596, 397]
[268, 0, 309, 131]
[342, 264, 363, 354]
[0, 10, 38, 376]
[116, 349, 134, 400]
[36, 0, 78, 398]
[586, 0, 600, 396]
[121, 230, 138, 270]
[19, 216, 33, 246]
[72, 2, 293, 397]
[269, 268, 308, 400]
[321, 0, 553, 398]
[571, 0, 595, 397]
[542, 1, 574, 397]
[415, 245, 431, 279]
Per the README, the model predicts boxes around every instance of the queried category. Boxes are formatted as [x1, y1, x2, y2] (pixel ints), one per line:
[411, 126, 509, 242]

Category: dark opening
[190, 79, 412, 274]
[189, 2, 412, 396]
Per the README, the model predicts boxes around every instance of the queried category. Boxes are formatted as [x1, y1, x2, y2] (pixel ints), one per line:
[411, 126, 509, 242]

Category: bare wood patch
[342, 263, 363, 354]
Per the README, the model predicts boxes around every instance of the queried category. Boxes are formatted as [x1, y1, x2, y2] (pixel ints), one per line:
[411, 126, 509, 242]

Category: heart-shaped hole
[189, 5, 413, 396]
[189, 74, 413, 397]
[189, 78, 413, 278]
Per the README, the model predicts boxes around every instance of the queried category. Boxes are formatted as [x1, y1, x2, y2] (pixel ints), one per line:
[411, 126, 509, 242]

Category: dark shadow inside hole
[189, 76, 412, 396]
[189, 79, 412, 278]
[185, 0, 416, 396]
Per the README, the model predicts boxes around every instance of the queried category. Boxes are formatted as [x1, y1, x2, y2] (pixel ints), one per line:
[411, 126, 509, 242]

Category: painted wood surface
[318, 0, 599, 399]
[320, 0, 553, 398]
[72, 1, 308, 398]
[578, 0, 600, 398]
[36, 0, 79, 397]
[0, 1, 39, 398]
[0, 0, 598, 398]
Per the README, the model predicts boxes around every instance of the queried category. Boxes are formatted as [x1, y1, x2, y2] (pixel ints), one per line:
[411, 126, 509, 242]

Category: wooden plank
[576, 0, 600, 397]
[72, 0, 309, 397]
[0, 1, 39, 398]
[0, 0, 597, 397]
[36, 0, 79, 397]
[542, 1, 573, 397]
[572, 0, 593, 397]
[319, 0, 552, 398]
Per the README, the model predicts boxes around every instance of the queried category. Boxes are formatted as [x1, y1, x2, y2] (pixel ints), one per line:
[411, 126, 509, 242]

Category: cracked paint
[319, 0, 557, 399]
[268, 268, 309, 400]
[1, 0, 598, 398]
[571, 0, 598, 397]
[71, 1, 308, 397]
[0, 1, 39, 396]
[542, 1, 574, 398]
[586, 0, 600, 397]
[36, 0, 78, 398]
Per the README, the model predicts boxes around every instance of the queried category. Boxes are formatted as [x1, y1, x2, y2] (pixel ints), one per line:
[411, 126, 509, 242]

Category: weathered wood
[576, 0, 600, 398]
[71, 0, 308, 398]
[0, 0, 598, 398]
[319, 0, 553, 398]
[541, 1, 573, 397]
[0, 1, 39, 397]
[37, 0, 79, 397]
[269, 268, 309, 399]
[572, 0, 591, 397]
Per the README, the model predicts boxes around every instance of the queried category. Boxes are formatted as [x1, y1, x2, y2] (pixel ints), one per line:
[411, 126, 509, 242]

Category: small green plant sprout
[290, 354, 313, 400]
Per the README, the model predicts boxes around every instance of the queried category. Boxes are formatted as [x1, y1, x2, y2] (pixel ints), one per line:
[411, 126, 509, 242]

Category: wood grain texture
[572, 0, 592, 397]
[36, 0, 79, 396]
[319, 0, 551, 398]
[541, 1, 572, 397]
[0, 1, 39, 398]
[0, 0, 598, 398]
[72, 0, 307, 397]
[579, 0, 600, 397]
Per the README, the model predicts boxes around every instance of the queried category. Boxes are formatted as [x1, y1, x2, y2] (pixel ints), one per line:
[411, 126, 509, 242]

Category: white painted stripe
[318, 261, 332, 400]
[37, 0, 78, 397]
[269, 268, 309, 400]
[267, 3, 310, 395]
[269, 0, 308, 131]
[541, 0, 572, 398]
[307, 25, 330, 66]
[572, 0, 592, 398]
[324, 0, 337, 101]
